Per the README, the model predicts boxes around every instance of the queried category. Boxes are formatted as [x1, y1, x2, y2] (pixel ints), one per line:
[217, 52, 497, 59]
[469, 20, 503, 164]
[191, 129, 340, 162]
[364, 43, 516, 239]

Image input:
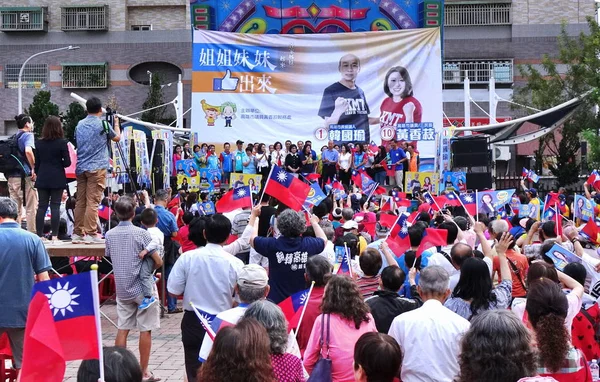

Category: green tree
[141, 73, 166, 123]
[62, 101, 87, 146]
[514, 18, 600, 187]
[25, 90, 59, 137]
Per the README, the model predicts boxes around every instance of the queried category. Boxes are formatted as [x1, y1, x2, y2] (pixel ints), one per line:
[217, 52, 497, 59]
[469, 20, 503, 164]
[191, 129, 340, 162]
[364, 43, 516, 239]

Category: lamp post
[18, 45, 80, 114]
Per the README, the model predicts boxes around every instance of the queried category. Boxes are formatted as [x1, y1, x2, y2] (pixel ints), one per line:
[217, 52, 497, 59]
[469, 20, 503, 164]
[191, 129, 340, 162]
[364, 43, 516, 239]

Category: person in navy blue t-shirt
[388, 140, 407, 191]
[251, 208, 327, 304]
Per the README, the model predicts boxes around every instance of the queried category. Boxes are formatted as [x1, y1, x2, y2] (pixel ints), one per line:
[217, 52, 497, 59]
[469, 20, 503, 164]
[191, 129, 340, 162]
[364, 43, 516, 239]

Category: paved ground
[63, 303, 186, 382]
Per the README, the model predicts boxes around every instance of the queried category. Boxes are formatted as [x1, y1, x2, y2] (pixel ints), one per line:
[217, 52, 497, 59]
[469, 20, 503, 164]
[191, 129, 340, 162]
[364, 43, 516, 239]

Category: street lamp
[18, 45, 80, 114]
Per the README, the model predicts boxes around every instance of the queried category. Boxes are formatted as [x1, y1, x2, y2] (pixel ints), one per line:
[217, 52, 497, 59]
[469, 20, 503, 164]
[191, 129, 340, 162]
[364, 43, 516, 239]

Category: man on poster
[318, 54, 371, 143]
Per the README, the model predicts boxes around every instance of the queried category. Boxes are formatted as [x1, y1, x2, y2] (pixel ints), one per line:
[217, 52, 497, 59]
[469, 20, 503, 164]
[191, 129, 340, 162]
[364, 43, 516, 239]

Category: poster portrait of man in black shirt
[318, 54, 371, 143]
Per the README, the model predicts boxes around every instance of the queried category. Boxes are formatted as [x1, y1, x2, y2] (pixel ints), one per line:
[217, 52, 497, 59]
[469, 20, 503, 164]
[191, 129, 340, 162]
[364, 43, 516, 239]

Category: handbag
[307, 314, 332, 382]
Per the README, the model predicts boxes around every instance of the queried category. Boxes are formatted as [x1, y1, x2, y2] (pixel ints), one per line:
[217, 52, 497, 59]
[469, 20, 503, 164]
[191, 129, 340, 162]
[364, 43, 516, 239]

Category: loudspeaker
[453, 152, 489, 167]
[451, 138, 489, 167]
[466, 172, 492, 190]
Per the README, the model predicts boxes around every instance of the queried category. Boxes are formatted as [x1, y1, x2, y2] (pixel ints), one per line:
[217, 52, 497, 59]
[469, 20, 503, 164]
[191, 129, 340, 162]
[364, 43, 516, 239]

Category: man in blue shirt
[321, 140, 339, 188]
[0, 197, 51, 371]
[7, 114, 38, 233]
[220, 142, 233, 185]
[232, 139, 244, 173]
[388, 140, 407, 191]
[153, 189, 180, 313]
[72, 97, 121, 244]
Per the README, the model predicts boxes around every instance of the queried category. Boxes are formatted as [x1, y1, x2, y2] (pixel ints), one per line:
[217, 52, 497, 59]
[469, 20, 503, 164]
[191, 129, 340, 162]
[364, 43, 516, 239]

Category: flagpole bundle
[90, 264, 105, 382]
[293, 281, 315, 337]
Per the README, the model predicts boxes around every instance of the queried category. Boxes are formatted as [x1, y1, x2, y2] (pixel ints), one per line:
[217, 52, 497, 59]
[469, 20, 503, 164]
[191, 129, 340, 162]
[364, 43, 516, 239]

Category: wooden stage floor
[45, 242, 105, 257]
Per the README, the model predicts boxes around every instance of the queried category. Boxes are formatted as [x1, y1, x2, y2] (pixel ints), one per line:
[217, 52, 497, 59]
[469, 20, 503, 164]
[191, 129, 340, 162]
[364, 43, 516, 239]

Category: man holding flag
[0, 197, 51, 378]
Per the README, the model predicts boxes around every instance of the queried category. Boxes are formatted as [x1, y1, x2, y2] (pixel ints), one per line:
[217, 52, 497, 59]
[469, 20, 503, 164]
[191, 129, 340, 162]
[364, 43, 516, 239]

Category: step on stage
[45, 242, 105, 258]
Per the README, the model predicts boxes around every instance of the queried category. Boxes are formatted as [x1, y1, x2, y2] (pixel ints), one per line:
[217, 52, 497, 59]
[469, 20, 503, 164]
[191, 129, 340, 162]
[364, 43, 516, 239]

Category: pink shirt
[304, 313, 377, 382]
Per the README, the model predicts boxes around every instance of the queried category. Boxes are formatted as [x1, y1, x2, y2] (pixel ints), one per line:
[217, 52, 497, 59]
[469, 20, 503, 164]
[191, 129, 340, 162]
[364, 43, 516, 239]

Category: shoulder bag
[307, 314, 332, 382]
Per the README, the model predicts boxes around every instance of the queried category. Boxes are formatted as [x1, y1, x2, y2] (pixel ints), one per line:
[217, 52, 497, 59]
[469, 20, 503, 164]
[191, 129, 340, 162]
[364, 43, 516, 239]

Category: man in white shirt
[388, 265, 470, 382]
[198, 264, 270, 362]
[167, 214, 244, 382]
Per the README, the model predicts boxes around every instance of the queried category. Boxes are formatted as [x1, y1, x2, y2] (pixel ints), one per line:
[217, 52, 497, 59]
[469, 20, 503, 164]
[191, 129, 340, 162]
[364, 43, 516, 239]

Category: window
[443, 60, 513, 85]
[61, 6, 108, 31]
[131, 25, 152, 31]
[4, 64, 48, 89]
[444, 2, 511, 27]
[0, 7, 48, 31]
[61, 63, 108, 89]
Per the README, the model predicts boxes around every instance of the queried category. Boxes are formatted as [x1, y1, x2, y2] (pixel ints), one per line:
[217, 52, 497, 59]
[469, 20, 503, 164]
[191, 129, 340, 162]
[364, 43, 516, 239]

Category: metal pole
[177, 74, 184, 129]
[463, 70, 471, 136]
[18, 46, 79, 114]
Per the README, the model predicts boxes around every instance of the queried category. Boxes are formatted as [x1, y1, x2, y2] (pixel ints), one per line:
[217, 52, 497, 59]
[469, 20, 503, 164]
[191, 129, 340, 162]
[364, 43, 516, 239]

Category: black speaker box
[466, 172, 492, 190]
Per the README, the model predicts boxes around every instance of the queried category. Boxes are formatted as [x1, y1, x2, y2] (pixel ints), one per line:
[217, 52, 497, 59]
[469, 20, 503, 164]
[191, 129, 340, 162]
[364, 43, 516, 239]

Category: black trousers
[182, 310, 207, 381]
[321, 164, 337, 187]
[338, 169, 351, 189]
[258, 166, 269, 189]
[36, 188, 63, 237]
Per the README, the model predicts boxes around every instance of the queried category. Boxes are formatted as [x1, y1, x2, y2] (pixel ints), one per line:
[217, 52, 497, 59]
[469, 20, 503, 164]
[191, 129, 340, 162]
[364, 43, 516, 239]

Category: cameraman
[72, 97, 121, 244]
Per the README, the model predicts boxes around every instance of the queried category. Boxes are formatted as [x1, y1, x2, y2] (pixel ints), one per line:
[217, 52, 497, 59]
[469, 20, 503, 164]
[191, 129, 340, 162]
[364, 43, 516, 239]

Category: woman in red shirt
[377, 66, 423, 132]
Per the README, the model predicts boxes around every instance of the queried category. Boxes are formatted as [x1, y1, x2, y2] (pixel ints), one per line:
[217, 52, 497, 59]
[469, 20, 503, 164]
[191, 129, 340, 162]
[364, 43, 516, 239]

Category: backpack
[0, 131, 27, 175]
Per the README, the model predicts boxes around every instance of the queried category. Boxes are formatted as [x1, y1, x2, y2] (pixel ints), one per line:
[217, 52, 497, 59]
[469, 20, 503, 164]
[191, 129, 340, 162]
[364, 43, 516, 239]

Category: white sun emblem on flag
[400, 225, 409, 235]
[45, 281, 80, 317]
[276, 171, 287, 182]
[200, 312, 214, 325]
[464, 195, 473, 203]
[299, 292, 308, 305]
[236, 188, 246, 197]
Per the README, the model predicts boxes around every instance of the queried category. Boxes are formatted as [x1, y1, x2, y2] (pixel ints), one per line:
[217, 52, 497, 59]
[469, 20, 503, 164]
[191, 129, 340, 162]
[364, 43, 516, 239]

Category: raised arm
[495, 232, 514, 282]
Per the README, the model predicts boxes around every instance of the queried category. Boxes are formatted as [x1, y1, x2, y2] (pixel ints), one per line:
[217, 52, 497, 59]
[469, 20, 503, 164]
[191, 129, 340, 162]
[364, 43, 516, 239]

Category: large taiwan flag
[264, 165, 311, 211]
[216, 186, 252, 213]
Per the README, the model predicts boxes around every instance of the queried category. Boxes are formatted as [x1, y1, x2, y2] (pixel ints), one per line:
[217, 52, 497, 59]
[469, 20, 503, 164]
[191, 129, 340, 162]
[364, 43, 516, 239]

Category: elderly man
[198, 264, 270, 362]
[0, 197, 51, 375]
[388, 266, 470, 382]
[320, 140, 339, 187]
[251, 207, 326, 304]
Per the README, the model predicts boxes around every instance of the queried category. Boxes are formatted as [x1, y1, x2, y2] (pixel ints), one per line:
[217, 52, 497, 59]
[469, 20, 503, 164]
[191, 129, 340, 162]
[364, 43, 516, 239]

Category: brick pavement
[63, 304, 186, 382]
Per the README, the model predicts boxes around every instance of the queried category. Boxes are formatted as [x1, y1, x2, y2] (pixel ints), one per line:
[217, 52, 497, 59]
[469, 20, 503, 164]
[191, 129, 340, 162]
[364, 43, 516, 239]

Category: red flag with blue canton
[21, 272, 101, 381]
[278, 287, 310, 330]
[522, 167, 529, 178]
[442, 192, 462, 207]
[97, 204, 112, 221]
[351, 170, 363, 189]
[543, 192, 560, 213]
[264, 165, 311, 211]
[385, 213, 411, 255]
[459, 192, 477, 216]
[215, 186, 252, 213]
[416, 228, 448, 257]
[335, 245, 352, 275]
[587, 170, 600, 191]
[581, 218, 600, 244]
[422, 192, 441, 212]
[369, 141, 379, 156]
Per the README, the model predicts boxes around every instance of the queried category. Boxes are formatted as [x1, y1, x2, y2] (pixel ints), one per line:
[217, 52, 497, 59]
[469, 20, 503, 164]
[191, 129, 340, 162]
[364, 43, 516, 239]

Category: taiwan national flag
[527, 170, 540, 183]
[587, 170, 600, 191]
[386, 213, 411, 255]
[459, 192, 477, 216]
[265, 165, 311, 211]
[544, 192, 560, 213]
[351, 170, 363, 189]
[422, 192, 441, 212]
[522, 167, 530, 178]
[215, 186, 252, 213]
[380, 196, 395, 212]
[330, 180, 347, 200]
[442, 192, 462, 207]
[581, 218, 600, 245]
[191, 304, 234, 341]
[278, 288, 311, 330]
[21, 272, 101, 382]
[416, 228, 448, 257]
[97, 204, 112, 221]
[334, 245, 352, 275]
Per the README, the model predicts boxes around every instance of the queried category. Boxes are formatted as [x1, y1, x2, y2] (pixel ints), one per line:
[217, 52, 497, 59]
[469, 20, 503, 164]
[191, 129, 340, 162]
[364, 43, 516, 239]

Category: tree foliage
[25, 90, 59, 137]
[141, 73, 166, 123]
[514, 18, 600, 187]
[62, 101, 87, 147]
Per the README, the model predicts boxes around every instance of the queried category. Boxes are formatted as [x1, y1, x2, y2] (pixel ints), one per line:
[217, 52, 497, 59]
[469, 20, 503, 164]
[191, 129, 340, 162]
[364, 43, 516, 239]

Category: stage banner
[191, 28, 442, 160]
[132, 130, 151, 188]
[229, 173, 262, 194]
[440, 171, 466, 194]
[112, 126, 132, 184]
[151, 130, 173, 189]
[405, 172, 438, 195]
[176, 159, 221, 192]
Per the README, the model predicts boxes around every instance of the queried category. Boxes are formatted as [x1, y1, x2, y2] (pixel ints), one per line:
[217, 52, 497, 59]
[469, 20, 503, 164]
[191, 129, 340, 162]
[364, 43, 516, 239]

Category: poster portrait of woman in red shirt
[378, 66, 423, 129]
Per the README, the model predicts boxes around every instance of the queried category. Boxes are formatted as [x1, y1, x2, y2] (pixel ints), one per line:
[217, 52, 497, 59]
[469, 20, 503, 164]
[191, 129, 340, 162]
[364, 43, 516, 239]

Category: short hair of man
[359, 248, 383, 277]
[0, 197, 18, 219]
[205, 214, 231, 244]
[77, 346, 142, 382]
[155, 189, 169, 202]
[306, 255, 332, 287]
[489, 220, 509, 236]
[188, 217, 207, 248]
[320, 221, 335, 241]
[541, 221, 557, 238]
[86, 97, 103, 114]
[451, 242, 473, 269]
[238, 284, 269, 304]
[563, 262, 587, 287]
[140, 208, 157, 227]
[341, 208, 354, 221]
[418, 265, 449, 295]
[438, 222, 458, 244]
[276, 209, 306, 237]
[114, 196, 135, 221]
[338, 54, 360, 71]
[381, 266, 405, 292]
[408, 224, 424, 247]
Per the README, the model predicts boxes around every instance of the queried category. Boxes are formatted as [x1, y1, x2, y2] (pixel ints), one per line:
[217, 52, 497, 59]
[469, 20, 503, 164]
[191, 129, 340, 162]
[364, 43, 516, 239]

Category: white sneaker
[51, 240, 66, 246]
[83, 235, 105, 244]
[71, 234, 85, 244]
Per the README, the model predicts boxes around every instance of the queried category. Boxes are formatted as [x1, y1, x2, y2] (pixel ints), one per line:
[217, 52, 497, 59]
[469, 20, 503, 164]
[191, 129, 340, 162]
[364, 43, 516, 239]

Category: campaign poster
[112, 126, 131, 184]
[440, 171, 466, 194]
[404, 172, 438, 195]
[229, 173, 262, 194]
[132, 130, 151, 188]
[176, 159, 221, 192]
[151, 130, 173, 189]
[518, 204, 531, 218]
[191, 28, 442, 161]
[574, 194, 594, 222]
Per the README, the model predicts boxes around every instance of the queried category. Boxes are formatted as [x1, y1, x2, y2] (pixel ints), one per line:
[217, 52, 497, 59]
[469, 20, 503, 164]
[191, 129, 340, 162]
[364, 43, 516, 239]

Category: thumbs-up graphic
[213, 69, 239, 91]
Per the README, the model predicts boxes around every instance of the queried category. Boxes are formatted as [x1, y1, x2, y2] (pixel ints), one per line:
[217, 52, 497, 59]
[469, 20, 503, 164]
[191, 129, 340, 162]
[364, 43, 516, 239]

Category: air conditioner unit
[494, 146, 511, 161]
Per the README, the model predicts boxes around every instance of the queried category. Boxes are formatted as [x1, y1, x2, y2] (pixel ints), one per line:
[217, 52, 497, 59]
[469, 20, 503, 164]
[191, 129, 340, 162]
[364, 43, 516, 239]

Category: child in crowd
[137, 208, 164, 310]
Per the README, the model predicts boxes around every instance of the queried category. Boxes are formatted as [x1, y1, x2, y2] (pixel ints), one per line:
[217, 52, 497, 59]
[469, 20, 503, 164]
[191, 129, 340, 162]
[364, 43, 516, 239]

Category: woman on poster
[374, 66, 422, 131]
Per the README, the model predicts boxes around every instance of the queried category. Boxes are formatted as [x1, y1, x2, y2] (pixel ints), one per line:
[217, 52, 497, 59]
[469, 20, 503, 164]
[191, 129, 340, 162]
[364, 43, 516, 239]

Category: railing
[62, 63, 108, 89]
[444, 2, 511, 26]
[4, 63, 48, 89]
[0, 7, 47, 31]
[443, 60, 513, 84]
[495, 173, 588, 195]
[61, 6, 108, 31]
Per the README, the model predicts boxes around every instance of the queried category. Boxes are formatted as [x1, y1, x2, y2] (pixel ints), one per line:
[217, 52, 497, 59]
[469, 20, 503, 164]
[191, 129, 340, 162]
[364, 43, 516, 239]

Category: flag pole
[475, 190, 479, 222]
[90, 264, 105, 382]
[344, 242, 353, 277]
[257, 165, 276, 206]
[454, 190, 472, 218]
[293, 281, 315, 338]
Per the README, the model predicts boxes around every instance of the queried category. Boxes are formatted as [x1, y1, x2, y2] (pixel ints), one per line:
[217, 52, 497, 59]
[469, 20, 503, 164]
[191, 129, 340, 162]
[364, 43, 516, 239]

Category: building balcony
[443, 59, 513, 85]
[444, 2, 511, 27]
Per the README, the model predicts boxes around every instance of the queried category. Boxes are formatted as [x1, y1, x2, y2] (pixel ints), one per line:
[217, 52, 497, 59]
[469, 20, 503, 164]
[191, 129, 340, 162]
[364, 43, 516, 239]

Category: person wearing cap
[167, 214, 244, 381]
[232, 139, 244, 174]
[198, 264, 270, 364]
[342, 219, 368, 254]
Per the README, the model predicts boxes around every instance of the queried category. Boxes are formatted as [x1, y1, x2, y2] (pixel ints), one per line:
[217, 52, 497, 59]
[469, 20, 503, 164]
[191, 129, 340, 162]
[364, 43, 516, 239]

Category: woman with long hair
[304, 275, 377, 381]
[35, 115, 71, 243]
[256, 143, 269, 188]
[353, 332, 402, 382]
[372, 145, 387, 185]
[456, 310, 536, 382]
[186, 192, 199, 215]
[338, 144, 352, 189]
[198, 318, 275, 382]
[300, 144, 316, 174]
[444, 233, 513, 320]
[353, 143, 367, 171]
[526, 278, 592, 380]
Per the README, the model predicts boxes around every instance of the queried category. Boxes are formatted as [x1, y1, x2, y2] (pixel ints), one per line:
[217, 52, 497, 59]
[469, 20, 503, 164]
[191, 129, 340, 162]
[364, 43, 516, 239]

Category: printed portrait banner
[229, 173, 263, 194]
[440, 171, 466, 194]
[477, 189, 516, 216]
[574, 194, 594, 222]
[151, 130, 174, 189]
[112, 126, 132, 184]
[545, 244, 582, 272]
[176, 159, 222, 192]
[404, 172, 439, 195]
[192, 28, 442, 160]
[132, 130, 151, 188]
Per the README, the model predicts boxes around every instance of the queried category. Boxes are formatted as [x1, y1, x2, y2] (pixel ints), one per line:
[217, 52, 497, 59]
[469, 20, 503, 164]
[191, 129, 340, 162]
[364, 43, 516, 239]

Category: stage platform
[45, 242, 105, 257]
